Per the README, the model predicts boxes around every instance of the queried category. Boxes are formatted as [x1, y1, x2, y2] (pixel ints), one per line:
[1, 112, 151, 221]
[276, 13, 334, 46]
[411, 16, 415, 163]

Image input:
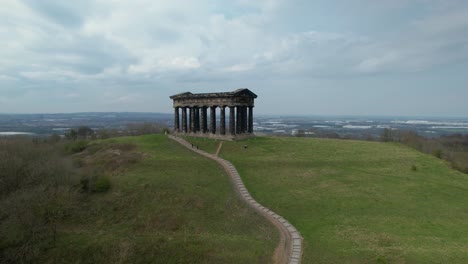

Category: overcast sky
[1, 0, 468, 116]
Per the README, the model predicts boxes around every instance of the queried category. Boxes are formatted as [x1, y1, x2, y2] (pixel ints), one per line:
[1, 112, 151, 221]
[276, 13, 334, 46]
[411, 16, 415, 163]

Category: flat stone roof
[170, 88, 257, 99]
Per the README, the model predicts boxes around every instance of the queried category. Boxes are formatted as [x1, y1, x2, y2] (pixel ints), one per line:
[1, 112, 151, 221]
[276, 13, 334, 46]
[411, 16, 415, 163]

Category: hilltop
[2, 134, 467, 263]
[186, 136, 468, 263]
[0, 135, 277, 263]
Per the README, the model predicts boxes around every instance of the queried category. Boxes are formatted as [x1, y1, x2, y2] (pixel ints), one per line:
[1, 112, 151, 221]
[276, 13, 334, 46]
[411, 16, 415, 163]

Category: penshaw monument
[170, 88, 257, 140]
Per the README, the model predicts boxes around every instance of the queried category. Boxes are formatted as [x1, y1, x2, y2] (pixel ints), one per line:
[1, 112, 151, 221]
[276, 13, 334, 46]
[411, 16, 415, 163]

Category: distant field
[185, 136, 468, 263]
[47, 135, 277, 263]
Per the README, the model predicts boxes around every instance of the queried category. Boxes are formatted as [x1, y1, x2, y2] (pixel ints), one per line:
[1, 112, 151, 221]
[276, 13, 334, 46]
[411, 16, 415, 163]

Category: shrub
[451, 162, 468, 174]
[80, 175, 111, 193]
[77, 126, 95, 139]
[433, 149, 443, 159]
[65, 140, 89, 154]
[48, 134, 61, 143]
[94, 176, 111, 193]
[411, 165, 418, 171]
[72, 157, 85, 168]
[380, 128, 393, 142]
[0, 138, 79, 263]
[80, 176, 90, 192]
[64, 129, 78, 140]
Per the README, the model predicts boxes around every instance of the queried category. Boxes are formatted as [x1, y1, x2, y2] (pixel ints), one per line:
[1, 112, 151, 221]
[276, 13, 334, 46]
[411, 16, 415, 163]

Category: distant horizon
[1, 111, 467, 120]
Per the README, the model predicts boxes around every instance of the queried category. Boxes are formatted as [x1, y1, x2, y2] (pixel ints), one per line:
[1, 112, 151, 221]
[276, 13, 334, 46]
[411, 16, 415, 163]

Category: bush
[77, 126, 95, 139]
[451, 162, 468, 174]
[433, 149, 443, 159]
[65, 140, 89, 154]
[380, 128, 393, 142]
[48, 134, 61, 143]
[80, 176, 90, 192]
[94, 176, 111, 193]
[411, 165, 418, 171]
[80, 174, 111, 193]
[0, 138, 79, 263]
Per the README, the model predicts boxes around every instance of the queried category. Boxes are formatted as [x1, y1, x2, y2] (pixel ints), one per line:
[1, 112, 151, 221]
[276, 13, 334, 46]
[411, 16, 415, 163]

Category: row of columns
[174, 106, 253, 135]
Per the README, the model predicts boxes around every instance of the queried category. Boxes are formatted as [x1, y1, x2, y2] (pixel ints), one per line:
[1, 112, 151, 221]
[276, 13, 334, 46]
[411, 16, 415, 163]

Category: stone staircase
[169, 135, 303, 264]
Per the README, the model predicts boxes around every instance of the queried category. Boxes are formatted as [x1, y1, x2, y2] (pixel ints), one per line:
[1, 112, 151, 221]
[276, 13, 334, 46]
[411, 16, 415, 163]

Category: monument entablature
[169, 89, 257, 139]
[171, 89, 256, 107]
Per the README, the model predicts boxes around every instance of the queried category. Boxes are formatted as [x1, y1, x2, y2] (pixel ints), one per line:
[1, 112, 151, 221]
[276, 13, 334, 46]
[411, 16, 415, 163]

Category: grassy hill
[186, 136, 468, 263]
[1, 135, 277, 263]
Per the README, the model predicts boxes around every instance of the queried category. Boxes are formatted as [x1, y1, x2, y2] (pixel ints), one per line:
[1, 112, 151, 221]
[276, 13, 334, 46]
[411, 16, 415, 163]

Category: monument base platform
[172, 132, 255, 141]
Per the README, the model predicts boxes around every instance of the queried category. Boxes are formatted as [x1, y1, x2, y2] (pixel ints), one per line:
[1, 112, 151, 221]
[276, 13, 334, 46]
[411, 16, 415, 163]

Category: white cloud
[1, 0, 468, 114]
[128, 57, 201, 74]
[19, 69, 84, 81]
[114, 95, 137, 103]
[357, 52, 401, 73]
[221, 63, 255, 72]
[355, 5, 468, 73]
[0, 75, 17, 81]
[2, 0, 467, 82]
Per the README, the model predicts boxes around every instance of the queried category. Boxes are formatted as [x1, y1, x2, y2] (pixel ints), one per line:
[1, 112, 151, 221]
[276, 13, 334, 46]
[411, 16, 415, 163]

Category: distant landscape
[3, 111, 468, 173]
[2, 113, 468, 263]
[2, 112, 468, 138]
[0, 112, 173, 136]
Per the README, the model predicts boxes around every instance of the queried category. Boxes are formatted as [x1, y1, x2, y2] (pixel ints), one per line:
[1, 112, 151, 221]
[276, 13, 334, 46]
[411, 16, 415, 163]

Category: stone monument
[170, 88, 257, 140]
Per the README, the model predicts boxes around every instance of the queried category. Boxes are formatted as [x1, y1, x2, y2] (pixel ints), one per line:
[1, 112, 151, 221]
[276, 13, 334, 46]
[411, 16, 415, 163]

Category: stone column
[189, 107, 195, 133]
[194, 107, 200, 132]
[174, 107, 179, 132]
[238, 107, 242, 133]
[239, 106, 245, 133]
[188, 107, 191, 132]
[220, 106, 226, 135]
[242, 106, 248, 133]
[229, 106, 235, 135]
[181, 107, 187, 133]
[210, 106, 216, 134]
[238, 106, 243, 133]
[201, 107, 207, 133]
[248, 106, 254, 133]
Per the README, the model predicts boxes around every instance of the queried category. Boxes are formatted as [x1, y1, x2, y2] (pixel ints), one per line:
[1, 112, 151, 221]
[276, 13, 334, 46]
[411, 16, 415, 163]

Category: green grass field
[45, 135, 277, 263]
[185, 136, 468, 263]
[180, 136, 223, 154]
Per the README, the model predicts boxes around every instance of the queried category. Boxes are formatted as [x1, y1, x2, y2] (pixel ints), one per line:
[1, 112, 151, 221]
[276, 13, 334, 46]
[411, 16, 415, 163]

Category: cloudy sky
[1, 0, 468, 116]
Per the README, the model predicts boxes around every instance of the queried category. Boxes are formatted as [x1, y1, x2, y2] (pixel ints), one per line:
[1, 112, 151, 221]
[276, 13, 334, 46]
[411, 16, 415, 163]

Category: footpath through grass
[47, 135, 277, 263]
[185, 136, 468, 263]
[180, 136, 222, 154]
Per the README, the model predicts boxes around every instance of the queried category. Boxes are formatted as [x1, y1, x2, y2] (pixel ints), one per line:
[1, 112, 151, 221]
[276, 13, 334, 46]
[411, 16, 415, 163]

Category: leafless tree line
[62, 123, 169, 141]
[0, 138, 79, 263]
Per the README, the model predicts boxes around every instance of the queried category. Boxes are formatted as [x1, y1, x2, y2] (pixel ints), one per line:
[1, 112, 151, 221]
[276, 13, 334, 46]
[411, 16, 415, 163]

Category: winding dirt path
[169, 135, 303, 264]
[215, 141, 224, 156]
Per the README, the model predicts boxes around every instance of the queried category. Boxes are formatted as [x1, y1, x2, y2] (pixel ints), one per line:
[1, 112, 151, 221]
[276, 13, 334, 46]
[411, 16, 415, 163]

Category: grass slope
[185, 136, 468, 263]
[180, 136, 222, 154]
[47, 135, 277, 263]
